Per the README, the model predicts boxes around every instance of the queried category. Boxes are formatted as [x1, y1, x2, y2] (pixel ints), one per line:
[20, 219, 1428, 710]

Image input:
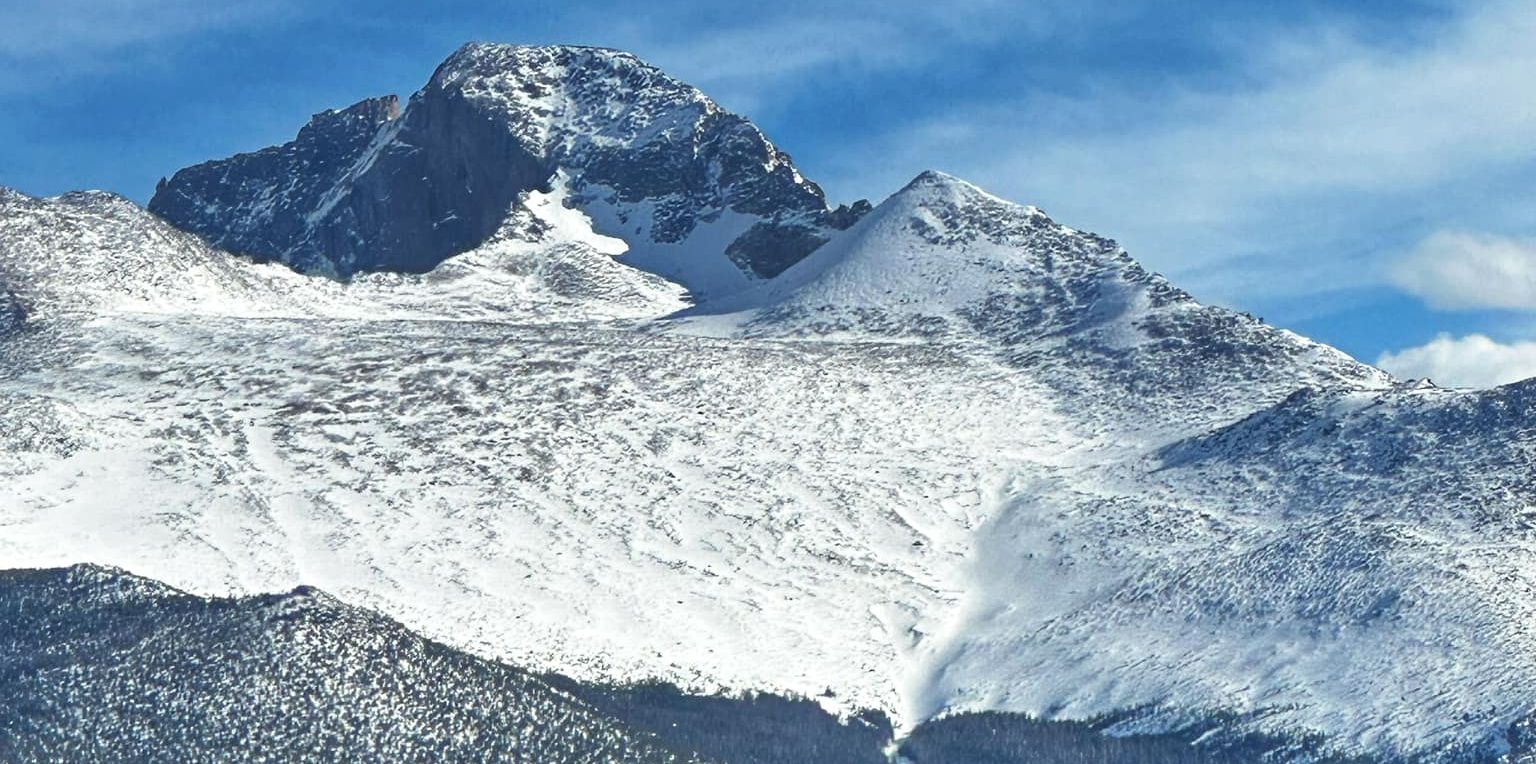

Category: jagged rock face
[149, 44, 862, 287]
[149, 96, 401, 272]
[430, 45, 823, 231]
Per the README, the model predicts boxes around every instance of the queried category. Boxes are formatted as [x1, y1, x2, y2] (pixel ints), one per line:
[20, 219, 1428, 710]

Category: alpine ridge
[149, 43, 869, 296]
[4, 42, 1536, 764]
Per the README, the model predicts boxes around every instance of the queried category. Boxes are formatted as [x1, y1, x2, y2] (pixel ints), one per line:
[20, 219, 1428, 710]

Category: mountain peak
[902, 169, 972, 190]
[686, 165, 1379, 418]
[689, 169, 1127, 328]
[890, 169, 1043, 219]
[429, 42, 703, 125]
[149, 42, 853, 292]
[447, 41, 645, 63]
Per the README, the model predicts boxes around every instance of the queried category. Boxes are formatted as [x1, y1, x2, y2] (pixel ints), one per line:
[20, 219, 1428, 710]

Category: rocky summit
[149, 44, 868, 294]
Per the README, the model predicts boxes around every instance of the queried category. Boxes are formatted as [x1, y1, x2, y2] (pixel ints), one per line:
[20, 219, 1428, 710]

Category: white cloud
[1377, 333, 1536, 388]
[1390, 231, 1536, 310]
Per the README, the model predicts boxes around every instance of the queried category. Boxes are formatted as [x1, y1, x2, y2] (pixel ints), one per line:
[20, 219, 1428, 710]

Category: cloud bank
[1377, 333, 1536, 388]
[1390, 231, 1536, 310]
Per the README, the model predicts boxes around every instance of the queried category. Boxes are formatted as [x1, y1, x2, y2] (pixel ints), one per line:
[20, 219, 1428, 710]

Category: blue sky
[5, 0, 1536, 385]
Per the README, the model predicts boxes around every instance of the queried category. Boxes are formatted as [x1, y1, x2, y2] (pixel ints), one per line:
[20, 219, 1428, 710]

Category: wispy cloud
[1377, 333, 1536, 388]
[0, 0, 298, 91]
[1390, 231, 1536, 310]
[607, 17, 914, 112]
[573, 0, 1098, 112]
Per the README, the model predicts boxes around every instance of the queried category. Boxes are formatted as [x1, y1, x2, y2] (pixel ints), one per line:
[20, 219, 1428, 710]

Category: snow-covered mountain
[148, 43, 868, 297]
[5, 42, 1536, 764]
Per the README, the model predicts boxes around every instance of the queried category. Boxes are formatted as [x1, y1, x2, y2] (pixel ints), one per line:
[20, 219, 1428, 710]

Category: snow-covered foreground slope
[0, 310, 1065, 720]
[8, 89, 1536, 764]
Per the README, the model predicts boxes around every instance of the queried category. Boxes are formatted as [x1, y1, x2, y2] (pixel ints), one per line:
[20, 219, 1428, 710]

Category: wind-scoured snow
[7, 54, 1536, 764]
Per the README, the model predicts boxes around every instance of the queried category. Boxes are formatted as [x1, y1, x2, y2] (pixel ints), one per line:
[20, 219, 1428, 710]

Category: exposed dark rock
[827, 199, 875, 230]
[724, 201, 873, 279]
[148, 96, 402, 273]
[149, 44, 851, 287]
[0, 289, 23, 336]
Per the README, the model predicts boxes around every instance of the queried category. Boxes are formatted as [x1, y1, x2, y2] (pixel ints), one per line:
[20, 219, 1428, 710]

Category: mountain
[686, 170, 1386, 431]
[5, 42, 1536, 763]
[148, 43, 869, 296]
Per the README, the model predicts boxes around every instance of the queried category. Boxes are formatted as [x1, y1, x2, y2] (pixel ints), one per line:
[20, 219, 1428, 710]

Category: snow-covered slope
[149, 44, 867, 296]
[686, 170, 1387, 436]
[0, 184, 684, 325]
[0, 187, 318, 320]
[7, 46, 1536, 764]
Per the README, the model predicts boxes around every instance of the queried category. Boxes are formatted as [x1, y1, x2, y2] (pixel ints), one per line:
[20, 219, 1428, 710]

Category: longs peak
[148, 43, 859, 297]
